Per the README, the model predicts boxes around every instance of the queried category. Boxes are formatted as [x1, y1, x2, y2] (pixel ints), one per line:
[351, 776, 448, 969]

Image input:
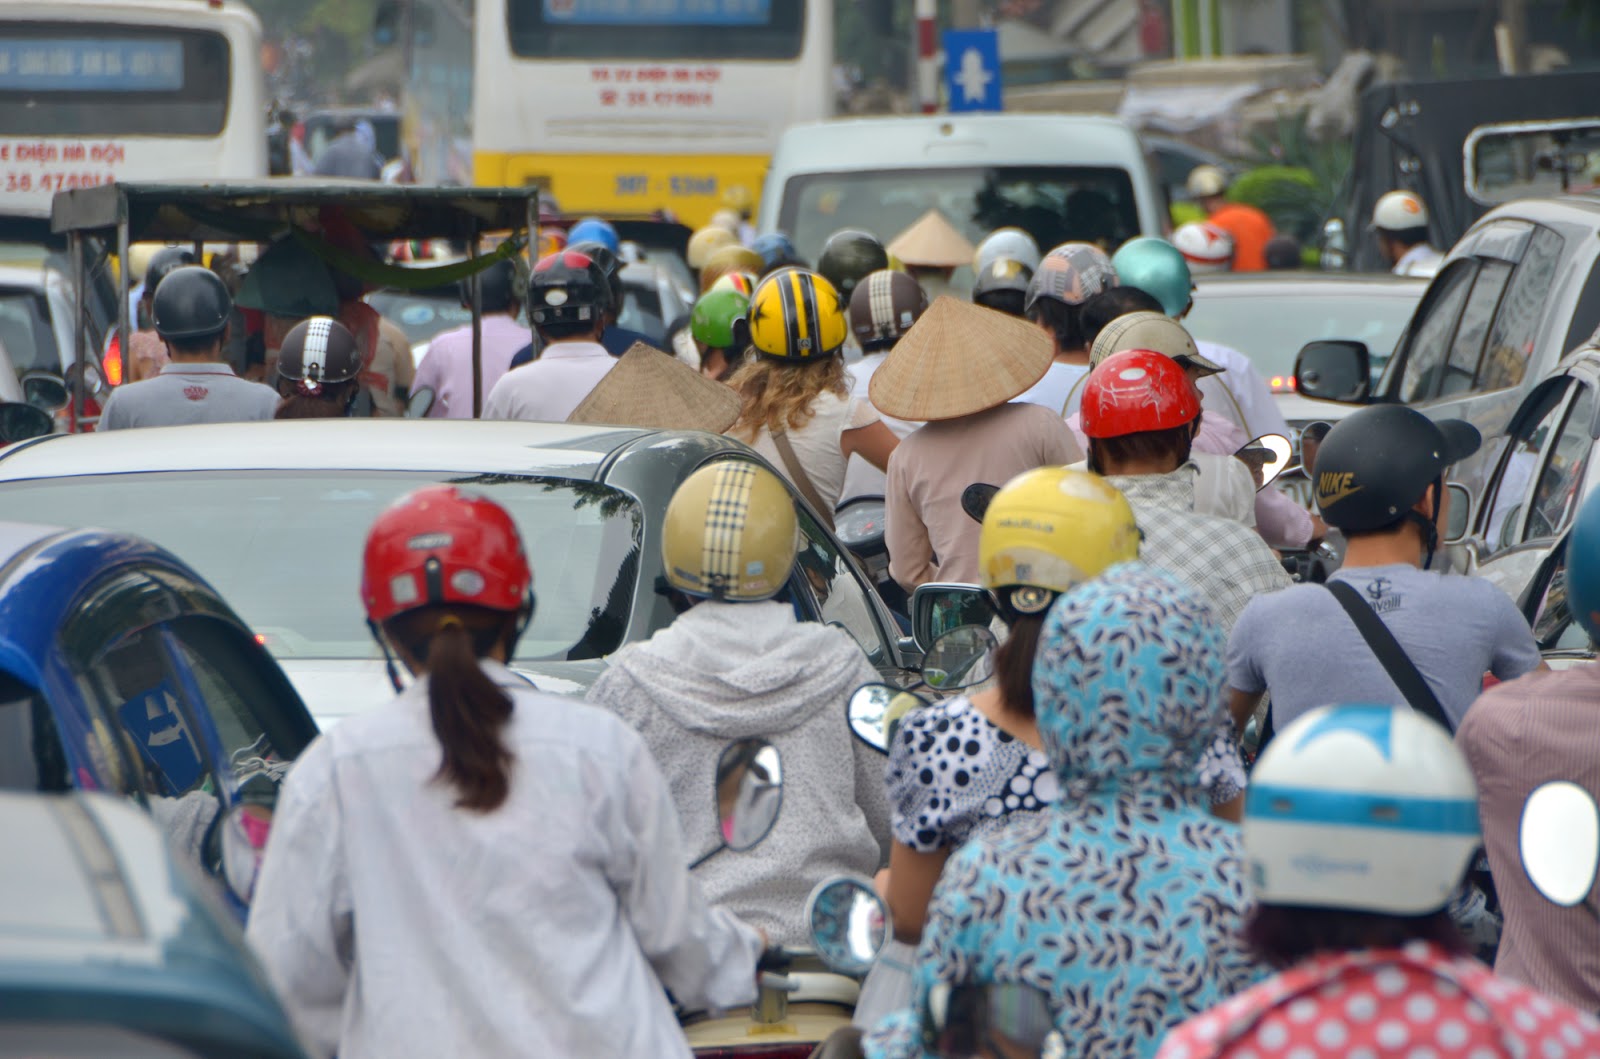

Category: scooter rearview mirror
[847, 682, 930, 755]
[960, 483, 1000, 524]
[1520, 780, 1600, 908]
[805, 874, 889, 977]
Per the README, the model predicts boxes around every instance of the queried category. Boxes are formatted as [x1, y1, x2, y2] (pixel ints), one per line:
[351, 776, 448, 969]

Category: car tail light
[693, 1045, 823, 1058]
[103, 333, 123, 387]
[1269, 374, 1296, 393]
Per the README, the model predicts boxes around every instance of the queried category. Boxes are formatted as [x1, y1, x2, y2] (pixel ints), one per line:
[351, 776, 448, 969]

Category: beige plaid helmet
[662, 462, 798, 601]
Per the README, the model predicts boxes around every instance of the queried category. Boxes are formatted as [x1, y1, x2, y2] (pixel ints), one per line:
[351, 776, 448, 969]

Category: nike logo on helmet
[1317, 470, 1364, 507]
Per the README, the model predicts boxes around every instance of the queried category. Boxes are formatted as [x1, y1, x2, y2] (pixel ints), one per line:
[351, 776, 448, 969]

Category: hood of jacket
[1031, 561, 1225, 795]
[603, 599, 870, 739]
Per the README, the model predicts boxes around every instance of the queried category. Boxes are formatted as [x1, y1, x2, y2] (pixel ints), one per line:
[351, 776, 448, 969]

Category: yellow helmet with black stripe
[662, 461, 798, 601]
[748, 268, 848, 360]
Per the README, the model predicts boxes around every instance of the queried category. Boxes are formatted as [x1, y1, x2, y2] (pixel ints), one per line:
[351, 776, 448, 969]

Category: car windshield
[0, 287, 59, 375]
[365, 289, 475, 348]
[778, 165, 1141, 290]
[1183, 287, 1421, 380]
[0, 472, 642, 662]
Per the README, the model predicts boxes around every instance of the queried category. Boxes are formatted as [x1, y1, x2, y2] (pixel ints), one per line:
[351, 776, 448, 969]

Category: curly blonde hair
[728, 355, 849, 440]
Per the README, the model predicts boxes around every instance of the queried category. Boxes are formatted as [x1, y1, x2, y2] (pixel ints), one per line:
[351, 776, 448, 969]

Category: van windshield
[778, 165, 1140, 289]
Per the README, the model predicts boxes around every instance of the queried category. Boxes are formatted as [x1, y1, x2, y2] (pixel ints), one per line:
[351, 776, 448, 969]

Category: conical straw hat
[567, 344, 741, 432]
[869, 296, 1054, 421]
[888, 210, 976, 269]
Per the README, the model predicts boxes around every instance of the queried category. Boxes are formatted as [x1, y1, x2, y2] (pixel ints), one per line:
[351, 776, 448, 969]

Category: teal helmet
[1110, 237, 1192, 318]
[1566, 489, 1600, 646]
[690, 287, 750, 350]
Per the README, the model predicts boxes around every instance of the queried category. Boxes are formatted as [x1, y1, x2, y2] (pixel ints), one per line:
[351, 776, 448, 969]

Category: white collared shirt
[1393, 243, 1444, 278]
[481, 339, 615, 422]
[246, 660, 761, 1059]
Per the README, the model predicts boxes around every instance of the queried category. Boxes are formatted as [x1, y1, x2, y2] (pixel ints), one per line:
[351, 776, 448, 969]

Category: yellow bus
[464, 0, 833, 227]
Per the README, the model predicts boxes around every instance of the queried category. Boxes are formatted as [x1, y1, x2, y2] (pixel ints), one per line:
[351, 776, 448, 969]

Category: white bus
[465, 0, 832, 227]
[0, 0, 266, 218]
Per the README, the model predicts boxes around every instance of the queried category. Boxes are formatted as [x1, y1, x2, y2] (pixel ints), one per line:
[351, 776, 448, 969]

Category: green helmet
[1110, 237, 1192, 318]
[690, 287, 750, 350]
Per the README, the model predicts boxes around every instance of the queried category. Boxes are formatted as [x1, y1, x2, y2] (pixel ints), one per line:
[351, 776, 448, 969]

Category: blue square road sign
[943, 29, 1003, 113]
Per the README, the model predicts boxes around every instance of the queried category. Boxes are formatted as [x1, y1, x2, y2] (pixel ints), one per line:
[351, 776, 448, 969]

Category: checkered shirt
[1105, 466, 1292, 634]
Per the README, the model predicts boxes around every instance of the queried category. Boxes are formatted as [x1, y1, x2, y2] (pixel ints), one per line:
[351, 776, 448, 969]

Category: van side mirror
[1295, 340, 1371, 403]
[1444, 482, 1472, 544]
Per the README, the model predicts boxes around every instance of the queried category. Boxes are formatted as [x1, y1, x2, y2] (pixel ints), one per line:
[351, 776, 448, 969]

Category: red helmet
[362, 485, 533, 625]
[1080, 348, 1202, 439]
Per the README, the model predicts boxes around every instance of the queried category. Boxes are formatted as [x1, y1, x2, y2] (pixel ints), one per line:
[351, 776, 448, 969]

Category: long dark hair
[275, 380, 360, 419]
[992, 600, 1049, 717]
[386, 605, 519, 812]
[1244, 903, 1468, 969]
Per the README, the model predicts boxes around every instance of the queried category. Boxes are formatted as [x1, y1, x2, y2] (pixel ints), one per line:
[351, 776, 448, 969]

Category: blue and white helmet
[1245, 704, 1480, 915]
[277, 316, 362, 396]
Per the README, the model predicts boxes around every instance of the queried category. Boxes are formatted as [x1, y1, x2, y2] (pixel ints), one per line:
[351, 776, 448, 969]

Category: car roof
[0, 263, 46, 290]
[0, 420, 659, 481]
[1193, 272, 1429, 296]
[1477, 194, 1600, 226]
[772, 113, 1142, 172]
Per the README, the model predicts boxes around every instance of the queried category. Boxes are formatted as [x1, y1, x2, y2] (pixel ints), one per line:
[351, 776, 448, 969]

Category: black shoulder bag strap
[1325, 580, 1454, 732]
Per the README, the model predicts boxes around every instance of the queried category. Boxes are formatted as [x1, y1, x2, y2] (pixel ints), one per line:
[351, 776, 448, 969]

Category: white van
[757, 114, 1166, 288]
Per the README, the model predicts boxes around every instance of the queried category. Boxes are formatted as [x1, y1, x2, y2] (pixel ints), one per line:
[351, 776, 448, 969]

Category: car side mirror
[805, 875, 890, 976]
[1295, 340, 1371, 403]
[20, 371, 68, 412]
[848, 682, 931, 754]
[910, 582, 997, 652]
[0, 401, 53, 444]
[1444, 482, 1472, 544]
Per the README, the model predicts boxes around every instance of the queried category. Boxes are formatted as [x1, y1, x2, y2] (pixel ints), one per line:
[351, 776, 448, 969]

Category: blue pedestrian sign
[943, 29, 1002, 113]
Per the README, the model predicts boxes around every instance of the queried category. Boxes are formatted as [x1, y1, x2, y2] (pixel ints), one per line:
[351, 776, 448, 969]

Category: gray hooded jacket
[587, 600, 891, 947]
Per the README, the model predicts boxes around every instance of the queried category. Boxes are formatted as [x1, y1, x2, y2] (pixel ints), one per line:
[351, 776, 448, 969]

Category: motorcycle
[842, 623, 999, 756]
[834, 494, 908, 617]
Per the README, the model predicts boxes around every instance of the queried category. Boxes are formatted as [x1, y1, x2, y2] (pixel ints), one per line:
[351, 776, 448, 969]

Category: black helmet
[1313, 405, 1480, 556]
[817, 229, 889, 298]
[848, 269, 927, 352]
[568, 240, 625, 309]
[152, 266, 232, 342]
[457, 258, 517, 315]
[277, 316, 362, 395]
[527, 249, 612, 327]
[143, 246, 197, 294]
[972, 257, 1034, 317]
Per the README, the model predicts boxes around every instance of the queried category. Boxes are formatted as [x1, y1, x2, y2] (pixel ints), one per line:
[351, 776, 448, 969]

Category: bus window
[506, 0, 808, 61]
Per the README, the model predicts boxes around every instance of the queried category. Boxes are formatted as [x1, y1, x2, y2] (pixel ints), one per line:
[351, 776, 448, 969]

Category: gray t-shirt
[98, 363, 279, 430]
[1227, 563, 1541, 731]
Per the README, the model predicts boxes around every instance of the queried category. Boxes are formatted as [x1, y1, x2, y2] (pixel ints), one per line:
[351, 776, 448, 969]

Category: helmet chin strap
[368, 618, 406, 694]
[1408, 478, 1445, 571]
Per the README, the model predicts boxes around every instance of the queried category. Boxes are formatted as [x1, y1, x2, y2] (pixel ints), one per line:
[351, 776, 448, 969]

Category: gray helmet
[152, 266, 232, 342]
[1023, 243, 1117, 313]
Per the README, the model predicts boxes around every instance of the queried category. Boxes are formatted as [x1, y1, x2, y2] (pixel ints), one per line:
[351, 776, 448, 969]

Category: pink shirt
[413, 314, 531, 419]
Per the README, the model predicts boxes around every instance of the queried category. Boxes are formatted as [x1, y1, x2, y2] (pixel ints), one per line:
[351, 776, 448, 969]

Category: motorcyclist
[874, 297, 1080, 590]
[483, 250, 617, 422]
[410, 259, 526, 418]
[726, 269, 898, 515]
[125, 246, 196, 382]
[818, 229, 891, 301]
[865, 564, 1262, 1059]
[1159, 703, 1600, 1059]
[566, 216, 620, 255]
[585, 462, 889, 946]
[247, 485, 761, 1057]
[750, 232, 806, 276]
[99, 266, 279, 430]
[1226, 404, 1541, 736]
[234, 237, 343, 383]
[1457, 487, 1600, 1010]
[1082, 349, 1291, 638]
[1016, 242, 1118, 415]
[1172, 220, 1235, 275]
[840, 269, 929, 502]
[687, 226, 738, 287]
[1185, 164, 1275, 271]
[699, 244, 766, 293]
[886, 209, 972, 300]
[688, 286, 750, 381]
[972, 228, 1040, 278]
[969, 257, 1032, 318]
[509, 241, 664, 369]
[273, 316, 365, 418]
[1373, 189, 1444, 278]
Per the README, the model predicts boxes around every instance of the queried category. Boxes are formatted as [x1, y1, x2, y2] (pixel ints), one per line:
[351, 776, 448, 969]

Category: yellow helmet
[979, 468, 1139, 613]
[723, 184, 755, 214]
[662, 462, 798, 601]
[688, 226, 739, 270]
[700, 244, 766, 292]
[748, 268, 848, 360]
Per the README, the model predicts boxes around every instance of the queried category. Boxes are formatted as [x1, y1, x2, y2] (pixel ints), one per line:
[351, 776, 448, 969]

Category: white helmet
[1373, 190, 1430, 232]
[710, 208, 744, 234]
[1185, 164, 1229, 199]
[1245, 704, 1480, 915]
[1172, 222, 1234, 273]
[974, 228, 1042, 274]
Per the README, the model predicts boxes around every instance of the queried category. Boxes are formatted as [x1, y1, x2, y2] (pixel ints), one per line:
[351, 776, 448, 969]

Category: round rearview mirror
[406, 386, 436, 418]
[922, 625, 998, 691]
[0, 402, 53, 444]
[716, 739, 783, 854]
[1520, 780, 1600, 907]
[20, 372, 68, 413]
[960, 483, 1000, 525]
[848, 682, 929, 754]
[805, 875, 889, 976]
[219, 802, 274, 904]
[1235, 434, 1294, 491]
[924, 983, 1064, 1058]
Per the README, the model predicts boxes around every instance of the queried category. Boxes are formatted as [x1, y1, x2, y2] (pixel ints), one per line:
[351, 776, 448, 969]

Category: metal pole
[470, 232, 483, 417]
[70, 232, 84, 433]
[916, 0, 938, 114]
[117, 222, 131, 388]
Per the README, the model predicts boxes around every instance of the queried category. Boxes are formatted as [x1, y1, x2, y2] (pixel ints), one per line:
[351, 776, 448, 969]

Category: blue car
[0, 521, 317, 869]
[0, 789, 307, 1058]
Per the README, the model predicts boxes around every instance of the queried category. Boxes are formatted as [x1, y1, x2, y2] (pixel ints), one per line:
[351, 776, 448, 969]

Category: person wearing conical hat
[567, 344, 742, 432]
[887, 209, 974, 301]
[873, 296, 1082, 591]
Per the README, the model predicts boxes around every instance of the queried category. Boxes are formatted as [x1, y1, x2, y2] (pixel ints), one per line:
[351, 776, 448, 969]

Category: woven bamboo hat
[888, 210, 976, 269]
[567, 344, 741, 432]
[869, 296, 1054, 421]
[1088, 311, 1223, 376]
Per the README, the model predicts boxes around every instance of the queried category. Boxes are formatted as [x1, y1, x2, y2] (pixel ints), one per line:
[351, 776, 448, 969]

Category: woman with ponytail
[246, 485, 763, 1058]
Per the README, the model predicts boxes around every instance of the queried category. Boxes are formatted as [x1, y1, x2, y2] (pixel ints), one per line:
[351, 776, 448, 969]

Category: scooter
[834, 494, 909, 618]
